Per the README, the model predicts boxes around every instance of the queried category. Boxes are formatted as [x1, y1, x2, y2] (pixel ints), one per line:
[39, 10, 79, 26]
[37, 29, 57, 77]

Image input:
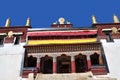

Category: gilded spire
[113, 14, 119, 23]
[26, 17, 31, 26]
[5, 18, 11, 27]
[92, 15, 97, 24]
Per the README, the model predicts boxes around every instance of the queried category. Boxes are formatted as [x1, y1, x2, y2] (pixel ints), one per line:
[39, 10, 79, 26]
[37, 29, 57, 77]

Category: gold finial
[26, 17, 31, 26]
[92, 15, 97, 24]
[58, 17, 65, 24]
[5, 18, 11, 27]
[113, 14, 119, 23]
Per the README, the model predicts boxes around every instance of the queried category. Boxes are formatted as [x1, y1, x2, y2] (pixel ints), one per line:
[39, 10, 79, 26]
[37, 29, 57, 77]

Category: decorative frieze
[26, 43, 101, 53]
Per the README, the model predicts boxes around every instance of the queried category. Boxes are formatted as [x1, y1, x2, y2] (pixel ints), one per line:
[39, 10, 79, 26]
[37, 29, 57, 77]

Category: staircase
[35, 72, 93, 80]
[94, 75, 117, 80]
[22, 67, 38, 78]
[35, 72, 117, 80]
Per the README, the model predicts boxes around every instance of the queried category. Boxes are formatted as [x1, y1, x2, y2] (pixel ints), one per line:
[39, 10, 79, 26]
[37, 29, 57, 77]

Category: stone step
[22, 70, 38, 78]
[94, 76, 117, 80]
[94, 78, 117, 80]
[35, 72, 117, 80]
[35, 72, 93, 80]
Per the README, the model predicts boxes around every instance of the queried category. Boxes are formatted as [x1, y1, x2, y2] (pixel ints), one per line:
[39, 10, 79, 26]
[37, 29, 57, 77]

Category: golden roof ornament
[113, 14, 119, 23]
[8, 31, 13, 38]
[26, 17, 31, 26]
[58, 17, 65, 24]
[112, 27, 118, 34]
[5, 18, 11, 27]
[92, 15, 97, 24]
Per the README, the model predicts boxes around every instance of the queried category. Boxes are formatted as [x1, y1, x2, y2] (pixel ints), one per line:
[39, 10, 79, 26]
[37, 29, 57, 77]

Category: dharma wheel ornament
[58, 17, 65, 24]
[7, 31, 13, 38]
[112, 27, 118, 34]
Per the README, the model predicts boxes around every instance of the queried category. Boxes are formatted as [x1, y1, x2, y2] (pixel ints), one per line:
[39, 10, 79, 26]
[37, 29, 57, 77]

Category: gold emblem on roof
[8, 31, 13, 38]
[112, 27, 118, 34]
[58, 17, 65, 24]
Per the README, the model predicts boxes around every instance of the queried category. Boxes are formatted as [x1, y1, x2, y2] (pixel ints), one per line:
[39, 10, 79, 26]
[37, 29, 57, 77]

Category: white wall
[0, 43, 26, 80]
[101, 39, 120, 79]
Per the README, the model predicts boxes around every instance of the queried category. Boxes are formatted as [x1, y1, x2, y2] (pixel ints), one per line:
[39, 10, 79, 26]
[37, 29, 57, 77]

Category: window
[105, 32, 113, 42]
[27, 55, 37, 67]
[0, 36, 4, 45]
[102, 29, 114, 42]
[14, 36, 20, 45]
[90, 53, 99, 65]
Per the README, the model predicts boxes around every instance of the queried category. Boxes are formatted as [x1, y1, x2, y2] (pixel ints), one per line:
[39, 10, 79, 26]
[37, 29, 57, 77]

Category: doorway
[40, 55, 53, 74]
[75, 53, 87, 72]
[57, 54, 71, 73]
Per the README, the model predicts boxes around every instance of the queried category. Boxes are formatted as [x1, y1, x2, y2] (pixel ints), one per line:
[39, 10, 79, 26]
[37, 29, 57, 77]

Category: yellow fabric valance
[28, 38, 97, 45]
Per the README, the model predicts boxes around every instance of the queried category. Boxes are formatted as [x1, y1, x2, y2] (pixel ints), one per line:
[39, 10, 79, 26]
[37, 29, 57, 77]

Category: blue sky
[0, 0, 120, 28]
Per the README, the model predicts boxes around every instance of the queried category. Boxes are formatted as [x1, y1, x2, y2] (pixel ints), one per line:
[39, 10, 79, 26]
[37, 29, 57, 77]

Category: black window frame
[0, 36, 5, 45]
[14, 36, 21, 45]
[104, 32, 114, 42]
[102, 30, 114, 42]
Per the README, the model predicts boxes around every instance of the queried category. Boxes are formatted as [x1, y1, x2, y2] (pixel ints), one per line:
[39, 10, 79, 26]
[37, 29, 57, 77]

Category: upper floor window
[105, 32, 113, 42]
[14, 36, 20, 45]
[102, 29, 114, 42]
[13, 32, 23, 45]
[0, 33, 6, 45]
[0, 37, 4, 45]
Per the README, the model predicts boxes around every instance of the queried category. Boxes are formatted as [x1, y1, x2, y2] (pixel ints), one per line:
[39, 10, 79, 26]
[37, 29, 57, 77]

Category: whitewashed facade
[0, 43, 26, 80]
[101, 39, 120, 79]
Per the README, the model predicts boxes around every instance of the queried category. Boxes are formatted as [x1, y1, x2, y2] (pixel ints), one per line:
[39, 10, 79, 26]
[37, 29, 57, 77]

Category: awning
[28, 38, 97, 45]
[28, 30, 97, 36]
[102, 29, 112, 32]
[0, 33, 7, 36]
[13, 32, 23, 35]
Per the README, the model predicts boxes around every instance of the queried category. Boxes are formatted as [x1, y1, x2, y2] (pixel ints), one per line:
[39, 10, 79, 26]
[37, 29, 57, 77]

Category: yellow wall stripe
[28, 38, 97, 45]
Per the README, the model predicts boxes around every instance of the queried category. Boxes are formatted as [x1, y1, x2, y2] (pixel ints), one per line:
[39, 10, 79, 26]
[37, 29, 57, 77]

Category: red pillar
[53, 57, 57, 73]
[71, 56, 76, 73]
[36, 57, 40, 71]
[87, 55, 91, 70]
